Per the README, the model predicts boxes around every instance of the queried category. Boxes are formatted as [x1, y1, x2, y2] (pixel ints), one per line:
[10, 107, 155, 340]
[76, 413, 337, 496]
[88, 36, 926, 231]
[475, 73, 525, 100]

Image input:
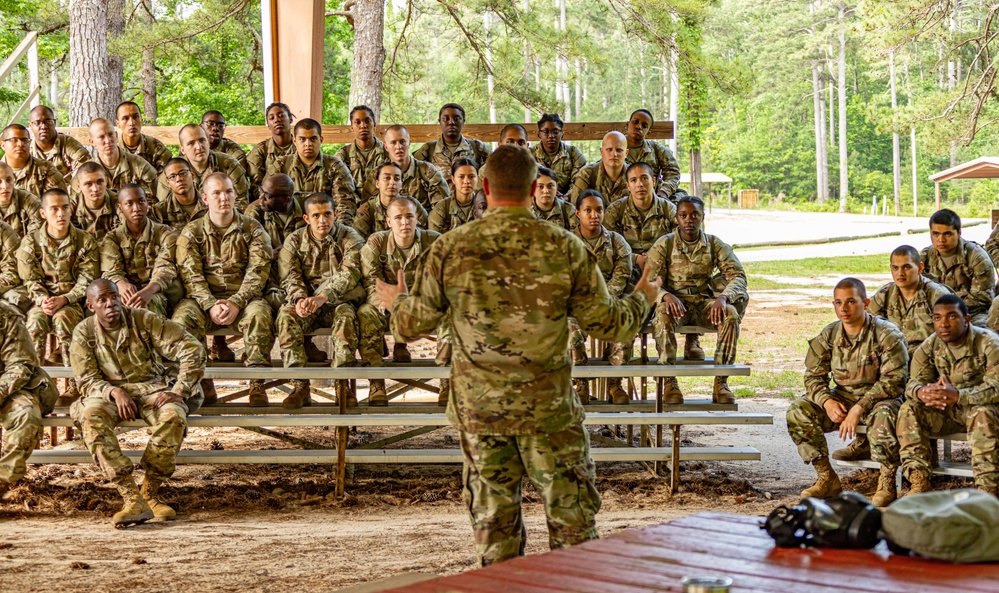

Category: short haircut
[178, 123, 204, 141]
[484, 145, 537, 197]
[201, 110, 224, 121]
[30, 105, 55, 119]
[89, 117, 113, 130]
[500, 123, 528, 139]
[537, 113, 564, 129]
[626, 161, 654, 177]
[451, 158, 478, 176]
[934, 293, 969, 317]
[265, 102, 294, 121]
[303, 192, 335, 211]
[537, 166, 556, 180]
[294, 118, 322, 135]
[890, 245, 920, 265]
[834, 277, 867, 300]
[576, 189, 605, 209]
[630, 108, 655, 124]
[118, 183, 146, 201]
[929, 208, 961, 231]
[439, 103, 465, 119]
[76, 161, 106, 177]
[377, 162, 403, 177]
[203, 172, 232, 192]
[3, 123, 28, 136]
[677, 195, 705, 212]
[165, 157, 190, 170]
[387, 196, 418, 214]
[384, 124, 409, 137]
[349, 105, 375, 122]
[115, 101, 140, 117]
[41, 187, 69, 206]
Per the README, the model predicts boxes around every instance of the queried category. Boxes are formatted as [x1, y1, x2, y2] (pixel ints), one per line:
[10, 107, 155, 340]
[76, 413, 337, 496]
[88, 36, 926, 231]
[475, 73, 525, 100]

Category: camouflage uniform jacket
[91, 151, 158, 198]
[569, 161, 629, 204]
[334, 138, 392, 202]
[868, 277, 953, 353]
[0, 221, 24, 296]
[804, 313, 909, 413]
[246, 137, 296, 187]
[30, 134, 91, 180]
[361, 228, 439, 307]
[71, 307, 206, 401]
[412, 135, 491, 189]
[390, 207, 651, 435]
[100, 220, 178, 291]
[279, 224, 365, 305]
[573, 227, 632, 298]
[531, 197, 578, 232]
[0, 189, 42, 238]
[921, 239, 995, 315]
[17, 225, 100, 305]
[70, 190, 120, 235]
[428, 197, 475, 234]
[906, 325, 999, 406]
[149, 194, 208, 231]
[269, 153, 359, 220]
[5, 155, 66, 198]
[646, 231, 747, 304]
[603, 195, 678, 255]
[215, 137, 248, 173]
[531, 142, 586, 195]
[400, 157, 450, 211]
[118, 133, 172, 172]
[626, 139, 681, 197]
[175, 212, 273, 310]
[244, 197, 305, 251]
[156, 151, 249, 210]
[352, 196, 429, 239]
[0, 306, 54, 407]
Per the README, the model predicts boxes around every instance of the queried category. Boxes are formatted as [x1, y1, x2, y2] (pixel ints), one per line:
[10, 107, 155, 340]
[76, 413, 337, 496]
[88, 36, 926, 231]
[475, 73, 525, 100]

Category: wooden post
[265, 0, 325, 121]
[336, 380, 348, 498]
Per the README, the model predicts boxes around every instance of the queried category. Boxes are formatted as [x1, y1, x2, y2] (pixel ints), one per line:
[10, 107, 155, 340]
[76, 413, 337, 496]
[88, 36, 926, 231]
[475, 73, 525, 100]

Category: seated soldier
[0, 162, 42, 239]
[0, 305, 58, 497]
[2, 124, 66, 199]
[531, 113, 586, 196]
[276, 193, 365, 409]
[569, 189, 633, 404]
[269, 119, 358, 221]
[570, 131, 629, 204]
[898, 294, 999, 497]
[0, 219, 31, 315]
[101, 185, 181, 318]
[353, 162, 429, 239]
[429, 158, 479, 233]
[85, 118, 158, 198]
[151, 158, 208, 231]
[625, 109, 682, 201]
[412, 103, 491, 194]
[157, 125, 249, 210]
[70, 161, 120, 235]
[70, 279, 206, 526]
[787, 278, 907, 506]
[173, 173, 274, 406]
[28, 105, 91, 181]
[359, 198, 440, 405]
[334, 105, 392, 203]
[247, 102, 297, 190]
[646, 196, 747, 405]
[201, 110, 248, 173]
[17, 188, 100, 405]
[531, 166, 577, 231]
[921, 209, 994, 327]
[115, 101, 172, 173]
[384, 125, 450, 211]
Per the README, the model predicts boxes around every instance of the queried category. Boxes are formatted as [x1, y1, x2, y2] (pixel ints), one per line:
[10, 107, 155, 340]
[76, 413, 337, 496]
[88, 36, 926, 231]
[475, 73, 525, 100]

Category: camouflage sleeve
[16, 235, 48, 305]
[144, 310, 206, 398]
[985, 224, 999, 269]
[564, 201, 579, 232]
[229, 223, 273, 309]
[425, 163, 451, 205]
[315, 227, 364, 302]
[803, 325, 836, 407]
[711, 236, 748, 302]
[70, 322, 116, 400]
[428, 200, 448, 233]
[567, 234, 651, 343]
[390, 240, 447, 343]
[0, 312, 38, 400]
[152, 141, 172, 172]
[246, 143, 267, 187]
[570, 145, 587, 183]
[154, 171, 172, 203]
[148, 227, 179, 291]
[228, 162, 250, 211]
[278, 232, 309, 304]
[0, 226, 21, 295]
[569, 165, 594, 203]
[988, 296, 999, 333]
[607, 232, 633, 298]
[602, 199, 624, 235]
[919, 246, 936, 281]
[64, 232, 100, 305]
[663, 198, 678, 234]
[99, 234, 128, 284]
[176, 229, 216, 310]
[23, 197, 43, 235]
[328, 156, 360, 222]
[956, 332, 999, 406]
[352, 205, 372, 239]
[42, 161, 67, 192]
[417, 201, 429, 229]
[412, 143, 431, 162]
[867, 284, 889, 318]
[64, 136, 92, 176]
[137, 160, 159, 201]
[904, 339, 938, 401]
[360, 236, 383, 306]
[655, 142, 681, 196]
[855, 321, 908, 413]
[967, 244, 995, 311]
[645, 234, 671, 299]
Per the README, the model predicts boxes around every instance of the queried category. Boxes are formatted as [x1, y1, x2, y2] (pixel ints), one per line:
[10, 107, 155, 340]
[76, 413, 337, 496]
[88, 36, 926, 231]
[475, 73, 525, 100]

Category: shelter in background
[929, 157, 999, 216]
[680, 173, 733, 209]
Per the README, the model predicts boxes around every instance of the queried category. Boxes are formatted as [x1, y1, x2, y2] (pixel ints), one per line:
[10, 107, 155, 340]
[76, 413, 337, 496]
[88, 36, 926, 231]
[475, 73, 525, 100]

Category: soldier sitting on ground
[334, 105, 392, 203]
[624, 108, 682, 201]
[151, 158, 208, 231]
[570, 131, 629, 204]
[269, 118, 358, 220]
[28, 105, 91, 181]
[0, 162, 42, 239]
[70, 279, 206, 527]
[921, 208, 994, 327]
[1, 123, 66, 199]
[786, 278, 908, 507]
[898, 293, 999, 497]
[383, 125, 450, 211]
[85, 118, 158, 198]
[353, 162, 429, 239]
[115, 101, 172, 173]
[412, 103, 491, 194]
[70, 161, 119, 235]
[157, 124, 249, 210]
[201, 110, 248, 173]
[429, 159, 479, 234]
[247, 102, 296, 190]
[531, 166, 577, 231]
[276, 192, 366, 409]
[531, 113, 585, 196]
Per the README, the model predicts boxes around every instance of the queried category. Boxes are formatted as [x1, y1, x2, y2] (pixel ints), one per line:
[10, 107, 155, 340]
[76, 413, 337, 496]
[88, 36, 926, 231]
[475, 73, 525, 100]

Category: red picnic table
[382, 511, 999, 592]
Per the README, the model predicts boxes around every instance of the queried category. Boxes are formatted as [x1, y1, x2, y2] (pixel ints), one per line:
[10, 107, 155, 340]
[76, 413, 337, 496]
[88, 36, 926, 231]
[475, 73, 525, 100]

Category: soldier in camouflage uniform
[201, 110, 248, 173]
[0, 220, 31, 314]
[70, 279, 206, 526]
[172, 173, 274, 406]
[625, 109, 681, 200]
[570, 131, 629, 204]
[115, 102, 172, 173]
[2, 124, 66, 198]
[101, 185, 181, 318]
[786, 278, 908, 507]
[378, 145, 657, 566]
[898, 294, 999, 496]
[0, 305, 58, 497]
[531, 166, 577, 231]
[384, 125, 450, 211]
[429, 159, 479, 234]
[412, 103, 491, 193]
[28, 105, 91, 181]
[17, 188, 100, 406]
[151, 158, 208, 231]
[157, 125, 249, 210]
[70, 162, 120, 235]
[247, 102, 297, 190]
[531, 113, 585, 195]
[604, 162, 678, 277]
[244, 174, 305, 316]
[0, 162, 42, 238]
[921, 209, 994, 327]
[267, 119, 358, 221]
[334, 105, 392, 203]
[85, 118, 158, 198]
[276, 193, 365, 409]
[353, 162, 429, 239]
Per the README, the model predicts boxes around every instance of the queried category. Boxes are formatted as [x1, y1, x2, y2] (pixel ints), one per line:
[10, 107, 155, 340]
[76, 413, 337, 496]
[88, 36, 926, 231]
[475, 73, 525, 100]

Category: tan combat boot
[683, 334, 705, 361]
[112, 482, 154, 528]
[870, 464, 898, 507]
[140, 479, 176, 520]
[663, 377, 684, 405]
[200, 378, 218, 406]
[438, 378, 450, 406]
[907, 470, 932, 496]
[712, 377, 735, 404]
[303, 336, 327, 363]
[282, 380, 312, 410]
[573, 379, 592, 403]
[608, 378, 630, 405]
[832, 435, 871, 461]
[801, 457, 843, 498]
[392, 343, 412, 363]
[368, 379, 388, 406]
[247, 380, 269, 407]
[209, 335, 236, 362]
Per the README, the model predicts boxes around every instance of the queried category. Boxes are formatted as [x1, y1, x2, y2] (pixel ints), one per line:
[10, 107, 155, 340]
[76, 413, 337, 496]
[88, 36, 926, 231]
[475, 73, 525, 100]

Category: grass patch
[744, 254, 888, 277]
[750, 277, 812, 290]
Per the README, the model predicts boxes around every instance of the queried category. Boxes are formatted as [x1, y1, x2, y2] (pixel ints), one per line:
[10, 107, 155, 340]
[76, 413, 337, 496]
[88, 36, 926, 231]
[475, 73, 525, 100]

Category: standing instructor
[377, 145, 658, 566]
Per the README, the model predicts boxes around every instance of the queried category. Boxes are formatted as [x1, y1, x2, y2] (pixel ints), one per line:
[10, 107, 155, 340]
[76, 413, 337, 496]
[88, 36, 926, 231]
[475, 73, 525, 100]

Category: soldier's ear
[863, 298, 870, 307]
[918, 261, 925, 274]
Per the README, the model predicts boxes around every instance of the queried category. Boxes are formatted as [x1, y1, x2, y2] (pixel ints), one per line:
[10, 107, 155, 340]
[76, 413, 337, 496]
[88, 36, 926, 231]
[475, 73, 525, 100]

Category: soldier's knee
[968, 405, 999, 431]
[723, 304, 741, 324]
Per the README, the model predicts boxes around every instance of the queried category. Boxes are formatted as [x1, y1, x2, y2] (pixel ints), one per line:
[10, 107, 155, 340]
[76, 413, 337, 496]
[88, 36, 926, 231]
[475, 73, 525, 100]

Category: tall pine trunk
[812, 59, 827, 204]
[890, 49, 900, 215]
[140, 0, 157, 124]
[69, 0, 116, 125]
[348, 0, 386, 120]
[837, 4, 849, 211]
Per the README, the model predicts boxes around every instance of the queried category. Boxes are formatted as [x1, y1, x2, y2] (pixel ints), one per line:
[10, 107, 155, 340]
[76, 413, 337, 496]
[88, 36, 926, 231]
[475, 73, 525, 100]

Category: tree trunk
[837, 4, 849, 211]
[107, 0, 125, 110]
[575, 59, 582, 120]
[140, 0, 157, 124]
[348, 0, 386, 120]
[668, 46, 679, 156]
[69, 0, 116, 125]
[484, 11, 496, 124]
[689, 149, 702, 198]
[522, 0, 531, 122]
[890, 49, 900, 216]
[556, 0, 569, 120]
[812, 58, 827, 204]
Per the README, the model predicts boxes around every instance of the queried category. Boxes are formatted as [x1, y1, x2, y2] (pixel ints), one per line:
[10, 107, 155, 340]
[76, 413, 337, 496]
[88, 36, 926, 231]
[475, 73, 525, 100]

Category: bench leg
[49, 426, 57, 447]
[336, 380, 348, 498]
[670, 425, 681, 494]
[654, 378, 664, 475]
[65, 426, 73, 441]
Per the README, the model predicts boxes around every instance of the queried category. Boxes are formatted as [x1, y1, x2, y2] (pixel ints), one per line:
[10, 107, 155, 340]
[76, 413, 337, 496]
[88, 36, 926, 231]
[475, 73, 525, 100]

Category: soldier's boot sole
[907, 471, 933, 496]
[871, 465, 898, 507]
[368, 380, 388, 407]
[303, 336, 327, 363]
[209, 335, 236, 363]
[663, 378, 684, 405]
[437, 378, 449, 406]
[683, 334, 705, 361]
[282, 381, 312, 410]
[247, 381, 269, 407]
[831, 435, 871, 461]
[392, 343, 412, 363]
[200, 379, 218, 406]
[712, 377, 735, 405]
[608, 379, 630, 405]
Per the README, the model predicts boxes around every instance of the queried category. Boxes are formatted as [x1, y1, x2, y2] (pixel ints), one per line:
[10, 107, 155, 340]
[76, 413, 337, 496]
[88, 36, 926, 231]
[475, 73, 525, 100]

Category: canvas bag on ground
[882, 489, 999, 563]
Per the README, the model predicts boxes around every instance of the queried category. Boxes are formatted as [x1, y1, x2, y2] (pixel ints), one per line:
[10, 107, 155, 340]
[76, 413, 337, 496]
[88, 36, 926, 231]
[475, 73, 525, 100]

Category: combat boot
[303, 336, 327, 363]
[209, 335, 236, 362]
[801, 457, 842, 498]
[608, 378, 630, 405]
[282, 380, 312, 410]
[54, 380, 81, 408]
[663, 377, 684, 405]
[831, 435, 871, 461]
[112, 482, 154, 528]
[712, 377, 735, 404]
[907, 470, 932, 496]
[438, 378, 449, 406]
[368, 379, 388, 406]
[140, 479, 176, 520]
[871, 464, 898, 507]
[573, 379, 592, 403]
[683, 334, 705, 361]
[200, 378, 218, 406]
[247, 380, 269, 407]
[392, 343, 412, 363]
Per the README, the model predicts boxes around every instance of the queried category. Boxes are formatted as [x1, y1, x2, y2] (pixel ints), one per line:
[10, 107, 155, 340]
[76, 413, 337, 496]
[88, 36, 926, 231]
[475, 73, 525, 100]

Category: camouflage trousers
[2, 286, 31, 315]
[786, 397, 901, 465]
[172, 298, 274, 366]
[0, 392, 42, 484]
[460, 422, 601, 567]
[142, 292, 170, 318]
[276, 301, 358, 381]
[436, 313, 452, 366]
[568, 317, 630, 366]
[651, 298, 739, 365]
[71, 388, 191, 490]
[898, 400, 999, 489]
[26, 303, 85, 361]
[358, 303, 446, 367]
